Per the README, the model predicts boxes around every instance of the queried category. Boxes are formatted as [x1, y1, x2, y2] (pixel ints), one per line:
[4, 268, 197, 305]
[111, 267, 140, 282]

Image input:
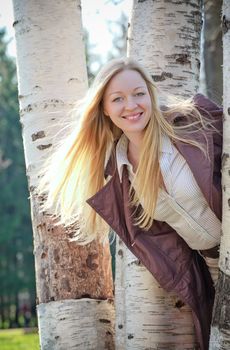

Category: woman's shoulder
[192, 93, 223, 115]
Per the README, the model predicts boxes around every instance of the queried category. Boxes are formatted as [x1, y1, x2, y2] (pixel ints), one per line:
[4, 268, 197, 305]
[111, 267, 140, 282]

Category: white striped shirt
[116, 133, 221, 251]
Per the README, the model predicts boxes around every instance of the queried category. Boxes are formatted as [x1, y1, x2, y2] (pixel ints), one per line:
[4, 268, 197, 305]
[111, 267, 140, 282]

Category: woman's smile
[122, 112, 143, 120]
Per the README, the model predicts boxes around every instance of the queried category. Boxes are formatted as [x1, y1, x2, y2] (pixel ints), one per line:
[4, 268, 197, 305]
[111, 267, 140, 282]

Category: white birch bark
[127, 0, 202, 103]
[12, 1, 114, 349]
[115, 1, 202, 348]
[209, 2, 230, 349]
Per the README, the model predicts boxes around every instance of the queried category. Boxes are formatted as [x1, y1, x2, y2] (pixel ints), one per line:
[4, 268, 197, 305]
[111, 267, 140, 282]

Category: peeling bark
[12, 0, 114, 348]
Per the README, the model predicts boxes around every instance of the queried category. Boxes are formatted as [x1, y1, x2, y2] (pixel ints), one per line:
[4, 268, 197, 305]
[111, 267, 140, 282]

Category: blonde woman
[41, 58, 223, 350]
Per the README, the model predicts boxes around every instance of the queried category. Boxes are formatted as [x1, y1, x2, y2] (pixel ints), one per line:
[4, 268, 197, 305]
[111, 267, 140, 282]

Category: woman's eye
[135, 92, 145, 96]
[112, 97, 122, 102]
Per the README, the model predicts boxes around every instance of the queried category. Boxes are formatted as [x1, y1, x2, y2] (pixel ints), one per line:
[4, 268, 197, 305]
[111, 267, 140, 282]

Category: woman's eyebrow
[108, 86, 147, 96]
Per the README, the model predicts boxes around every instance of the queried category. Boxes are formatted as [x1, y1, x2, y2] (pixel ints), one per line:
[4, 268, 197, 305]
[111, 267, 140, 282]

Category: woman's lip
[122, 112, 143, 120]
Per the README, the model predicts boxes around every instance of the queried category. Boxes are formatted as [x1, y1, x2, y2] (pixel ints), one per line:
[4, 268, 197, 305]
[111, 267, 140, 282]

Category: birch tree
[115, 1, 202, 349]
[12, 1, 114, 349]
[203, 0, 223, 105]
[209, 2, 230, 348]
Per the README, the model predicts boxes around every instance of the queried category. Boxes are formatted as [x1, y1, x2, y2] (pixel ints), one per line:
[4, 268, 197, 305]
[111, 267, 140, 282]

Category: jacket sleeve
[193, 93, 223, 147]
[193, 94, 223, 257]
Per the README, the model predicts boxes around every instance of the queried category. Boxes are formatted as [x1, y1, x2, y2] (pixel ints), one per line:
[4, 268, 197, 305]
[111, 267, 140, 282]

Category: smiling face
[103, 69, 152, 141]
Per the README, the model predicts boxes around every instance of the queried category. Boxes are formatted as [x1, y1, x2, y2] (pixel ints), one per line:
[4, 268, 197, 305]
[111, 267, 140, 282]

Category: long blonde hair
[39, 57, 213, 242]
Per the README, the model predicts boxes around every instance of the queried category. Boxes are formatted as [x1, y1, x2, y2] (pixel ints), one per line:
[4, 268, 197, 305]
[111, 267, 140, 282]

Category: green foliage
[0, 28, 36, 327]
[107, 12, 128, 60]
[0, 329, 39, 350]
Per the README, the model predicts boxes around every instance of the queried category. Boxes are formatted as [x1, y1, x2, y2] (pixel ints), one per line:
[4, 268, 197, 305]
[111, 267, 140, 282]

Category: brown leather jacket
[87, 94, 223, 350]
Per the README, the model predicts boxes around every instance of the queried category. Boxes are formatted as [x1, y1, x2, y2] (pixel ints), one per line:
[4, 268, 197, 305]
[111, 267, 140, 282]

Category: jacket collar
[104, 131, 214, 210]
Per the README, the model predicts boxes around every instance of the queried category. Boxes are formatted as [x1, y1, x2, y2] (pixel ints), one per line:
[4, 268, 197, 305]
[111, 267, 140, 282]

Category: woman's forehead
[104, 69, 147, 95]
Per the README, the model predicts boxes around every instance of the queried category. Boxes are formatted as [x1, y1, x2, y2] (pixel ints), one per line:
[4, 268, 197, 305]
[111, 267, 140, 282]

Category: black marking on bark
[222, 153, 229, 167]
[86, 253, 99, 270]
[128, 334, 134, 339]
[41, 252, 46, 259]
[151, 72, 173, 82]
[212, 270, 230, 330]
[167, 53, 191, 65]
[117, 249, 123, 258]
[13, 20, 20, 27]
[37, 144, 52, 150]
[225, 252, 230, 271]
[68, 78, 79, 83]
[176, 54, 191, 65]
[118, 324, 123, 329]
[228, 107, 230, 116]
[99, 318, 111, 324]
[175, 300, 185, 308]
[29, 185, 35, 193]
[82, 293, 91, 298]
[165, 0, 200, 8]
[138, 0, 147, 2]
[222, 15, 230, 35]
[228, 198, 230, 208]
[196, 58, 200, 70]
[31, 130, 45, 141]
[130, 259, 141, 266]
[54, 336, 59, 340]
[60, 317, 66, 321]
[23, 104, 35, 113]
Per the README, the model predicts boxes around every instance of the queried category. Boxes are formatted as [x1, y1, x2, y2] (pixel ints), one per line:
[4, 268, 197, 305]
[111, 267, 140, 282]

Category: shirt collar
[116, 133, 133, 181]
[116, 133, 173, 181]
[161, 133, 173, 154]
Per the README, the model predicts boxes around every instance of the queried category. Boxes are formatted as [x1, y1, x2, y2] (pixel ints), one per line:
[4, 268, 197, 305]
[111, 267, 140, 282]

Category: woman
[40, 58, 223, 350]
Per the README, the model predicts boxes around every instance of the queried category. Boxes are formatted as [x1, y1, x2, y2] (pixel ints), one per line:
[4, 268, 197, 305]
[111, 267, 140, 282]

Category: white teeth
[123, 113, 142, 120]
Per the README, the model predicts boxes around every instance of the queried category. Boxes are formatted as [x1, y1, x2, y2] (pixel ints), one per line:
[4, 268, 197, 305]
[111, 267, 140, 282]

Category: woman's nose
[124, 97, 138, 110]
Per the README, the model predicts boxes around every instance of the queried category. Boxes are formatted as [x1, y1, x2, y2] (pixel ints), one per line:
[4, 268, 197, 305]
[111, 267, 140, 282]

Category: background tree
[12, 0, 114, 348]
[203, 0, 223, 105]
[0, 28, 36, 329]
[107, 12, 128, 60]
[209, 1, 230, 348]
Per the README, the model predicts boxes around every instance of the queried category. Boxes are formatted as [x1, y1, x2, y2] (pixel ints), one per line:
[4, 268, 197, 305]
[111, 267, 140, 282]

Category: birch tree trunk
[115, 1, 202, 349]
[209, 2, 230, 348]
[203, 0, 223, 105]
[12, 1, 114, 349]
[127, 0, 202, 101]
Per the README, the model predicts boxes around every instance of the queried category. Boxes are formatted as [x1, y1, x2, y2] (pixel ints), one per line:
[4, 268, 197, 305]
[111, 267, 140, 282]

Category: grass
[0, 328, 40, 350]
